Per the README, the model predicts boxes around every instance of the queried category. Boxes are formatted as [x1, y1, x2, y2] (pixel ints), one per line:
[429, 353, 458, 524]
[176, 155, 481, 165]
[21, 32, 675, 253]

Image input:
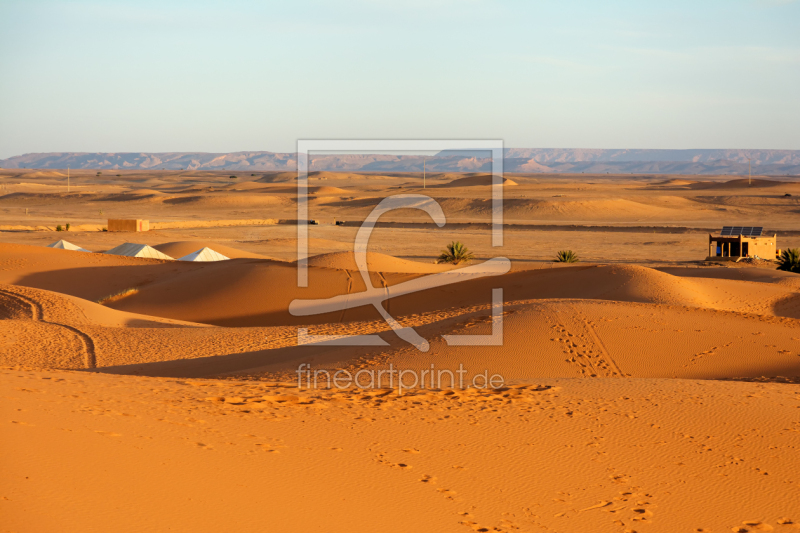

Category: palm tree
[777, 248, 800, 273]
[437, 241, 474, 265]
[555, 250, 579, 263]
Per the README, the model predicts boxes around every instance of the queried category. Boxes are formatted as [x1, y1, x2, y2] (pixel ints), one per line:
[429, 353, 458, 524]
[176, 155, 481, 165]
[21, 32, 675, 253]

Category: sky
[0, 0, 798, 159]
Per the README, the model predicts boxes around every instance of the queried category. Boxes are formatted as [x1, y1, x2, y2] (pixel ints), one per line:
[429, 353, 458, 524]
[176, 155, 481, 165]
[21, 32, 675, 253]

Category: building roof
[178, 247, 230, 262]
[104, 243, 174, 260]
[46, 240, 91, 252]
[720, 226, 764, 236]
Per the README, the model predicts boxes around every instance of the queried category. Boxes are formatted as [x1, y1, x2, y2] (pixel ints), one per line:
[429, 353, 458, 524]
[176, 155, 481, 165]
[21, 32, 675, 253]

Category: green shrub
[437, 241, 474, 265]
[229, 175, 237, 179]
[56, 225, 62, 232]
[102, 227, 107, 232]
[65, 223, 70, 231]
[555, 250, 579, 263]
[777, 248, 800, 273]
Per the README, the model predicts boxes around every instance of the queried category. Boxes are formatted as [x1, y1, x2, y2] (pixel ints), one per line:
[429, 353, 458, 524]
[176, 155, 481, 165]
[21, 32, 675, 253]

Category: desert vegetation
[96, 287, 140, 305]
[777, 248, 800, 273]
[437, 241, 474, 264]
[555, 250, 579, 263]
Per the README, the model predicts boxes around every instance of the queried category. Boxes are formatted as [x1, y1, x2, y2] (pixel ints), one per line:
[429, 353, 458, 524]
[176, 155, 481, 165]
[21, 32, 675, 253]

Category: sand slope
[2, 255, 800, 382]
[103, 258, 408, 327]
[162, 195, 292, 208]
[5, 242, 799, 327]
[3, 369, 799, 533]
[0, 243, 195, 302]
[302, 251, 453, 273]
[439, 174, 518, 187]
[371, 298, 800, 381]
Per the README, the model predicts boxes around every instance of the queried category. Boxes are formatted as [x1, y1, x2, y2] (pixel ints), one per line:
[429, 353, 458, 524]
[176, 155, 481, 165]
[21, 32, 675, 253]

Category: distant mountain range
[2, 149, 799, 176]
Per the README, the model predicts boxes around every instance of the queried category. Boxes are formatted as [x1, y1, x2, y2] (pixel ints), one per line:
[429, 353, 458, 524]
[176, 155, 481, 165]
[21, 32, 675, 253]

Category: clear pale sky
[0, 0, 798, 158]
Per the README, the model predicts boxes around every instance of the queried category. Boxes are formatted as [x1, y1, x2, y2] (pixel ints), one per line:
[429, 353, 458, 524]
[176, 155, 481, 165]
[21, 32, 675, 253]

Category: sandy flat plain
[1, 168, 799, 532]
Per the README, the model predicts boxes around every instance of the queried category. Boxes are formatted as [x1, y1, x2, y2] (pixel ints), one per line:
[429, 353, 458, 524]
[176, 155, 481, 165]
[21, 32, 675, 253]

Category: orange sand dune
[309, 185, 349, 195]
[256, 171, 397, 183]
[315, 196, 693, 222]
[654, 178, 698, 186]
[438, 174, 518, 187]
[0, 284, 204, 329]
[225, 185, 345, 195]
[2, 276, 799, 382]
[4, 243, 799, 327]
[112, 295, 800, 380]
[300, 262, 800, 324]
[3, 370, 798, 533]
[162, 194, 292, 208]
[3, 170, 800, 533]
[15, 170, 68, 179]
[0, 191, 104, 203]
[302, 251, 453, 273]
[123, 188, 165, 196]
[659, 265, 800, 290]
[322, 196, 711, 222]
[500, 197, 697, 220]
[218, 180, 273, 191]
[0, 243, 195, 302]
[305, 171, 395, 181]
[253, 237, 350, 251]
[103, 258, 406, 327]
[371, 298, 800, 381]
[256, 171, 297, 183]
[213, 181, 347, 193]
[690, 178, 800, 189]
[3, 243, 799, 383]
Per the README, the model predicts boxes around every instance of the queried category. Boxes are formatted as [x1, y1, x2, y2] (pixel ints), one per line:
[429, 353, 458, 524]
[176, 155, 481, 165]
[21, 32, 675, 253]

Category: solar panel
[719, 226, 764, 236]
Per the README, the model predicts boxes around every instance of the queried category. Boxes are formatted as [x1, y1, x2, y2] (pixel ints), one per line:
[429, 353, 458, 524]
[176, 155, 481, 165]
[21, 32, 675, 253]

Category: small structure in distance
[178, 247, 230, 262]
[46, 240, 91, 253]
[108, 219, 149, 232]
[706, 226, 777, 261]
[104, 243, 173, 260]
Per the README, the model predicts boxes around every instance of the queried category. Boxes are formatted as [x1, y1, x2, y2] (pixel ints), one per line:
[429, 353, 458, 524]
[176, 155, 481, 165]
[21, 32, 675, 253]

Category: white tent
[46, 240, 91, 253]
[178, 247, 230, 262]
[104, 243, 174, 260]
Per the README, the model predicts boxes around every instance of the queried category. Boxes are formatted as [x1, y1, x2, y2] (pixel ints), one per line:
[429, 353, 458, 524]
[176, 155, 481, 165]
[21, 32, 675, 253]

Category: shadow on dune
[13, 262, 200, 302]
[88, 334, 397, 378]
[89, 346, 308, 378]
[772, 294, 800, 319]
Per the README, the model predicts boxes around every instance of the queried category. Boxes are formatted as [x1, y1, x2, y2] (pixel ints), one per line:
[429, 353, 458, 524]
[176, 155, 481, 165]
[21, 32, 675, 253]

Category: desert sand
[1, 169, 799, 532]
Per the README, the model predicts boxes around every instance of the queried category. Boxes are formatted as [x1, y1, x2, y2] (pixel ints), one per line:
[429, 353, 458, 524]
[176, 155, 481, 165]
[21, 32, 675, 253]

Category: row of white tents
[46, 240, 230, 262]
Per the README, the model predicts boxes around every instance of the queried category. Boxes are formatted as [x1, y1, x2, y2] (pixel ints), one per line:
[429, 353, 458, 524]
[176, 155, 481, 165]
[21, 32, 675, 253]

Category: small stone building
[108, 219, 149, 232]
[706, 226, 776, 261]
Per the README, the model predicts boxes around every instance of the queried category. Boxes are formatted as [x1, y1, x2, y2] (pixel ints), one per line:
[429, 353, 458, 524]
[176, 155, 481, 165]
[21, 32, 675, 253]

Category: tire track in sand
[0, 288, 97, 369]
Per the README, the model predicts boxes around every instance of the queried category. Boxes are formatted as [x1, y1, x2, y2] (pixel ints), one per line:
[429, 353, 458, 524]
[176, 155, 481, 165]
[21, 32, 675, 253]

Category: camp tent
[46, 240, 91, 253]
[104, 243, 174, 260]
[178, 247, 230, 262]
